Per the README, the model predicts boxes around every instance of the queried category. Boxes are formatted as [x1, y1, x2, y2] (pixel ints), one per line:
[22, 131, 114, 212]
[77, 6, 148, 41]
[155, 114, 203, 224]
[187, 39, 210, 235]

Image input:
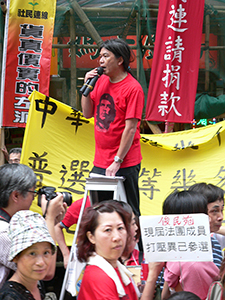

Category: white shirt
[0, 220, 16, 288]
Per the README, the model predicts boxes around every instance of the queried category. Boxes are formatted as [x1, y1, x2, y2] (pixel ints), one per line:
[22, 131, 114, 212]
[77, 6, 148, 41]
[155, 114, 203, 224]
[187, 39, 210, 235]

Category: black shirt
[0, 281, 45, 300]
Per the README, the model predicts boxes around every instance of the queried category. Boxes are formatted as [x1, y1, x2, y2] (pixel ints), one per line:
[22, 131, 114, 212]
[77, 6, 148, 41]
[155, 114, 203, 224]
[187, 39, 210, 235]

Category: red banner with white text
[145, 0, 205, 123]
[0, 0, 56, 127]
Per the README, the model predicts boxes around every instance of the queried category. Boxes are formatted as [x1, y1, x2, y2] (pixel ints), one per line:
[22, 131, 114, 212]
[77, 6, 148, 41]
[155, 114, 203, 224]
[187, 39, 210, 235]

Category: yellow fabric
[21, 90, 225, 245]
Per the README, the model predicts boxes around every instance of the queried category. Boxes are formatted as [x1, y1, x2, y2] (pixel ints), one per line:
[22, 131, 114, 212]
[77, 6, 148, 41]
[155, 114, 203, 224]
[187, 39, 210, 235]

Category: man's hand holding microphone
[80, 67, 103, 97]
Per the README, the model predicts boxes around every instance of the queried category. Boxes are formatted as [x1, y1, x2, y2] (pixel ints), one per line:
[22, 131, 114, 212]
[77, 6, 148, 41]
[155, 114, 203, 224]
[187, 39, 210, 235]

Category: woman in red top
[77, 200, 139, 300]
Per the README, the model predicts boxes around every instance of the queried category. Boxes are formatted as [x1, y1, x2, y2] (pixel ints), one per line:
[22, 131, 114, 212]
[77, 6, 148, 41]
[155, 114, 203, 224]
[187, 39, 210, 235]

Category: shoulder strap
[0, 208, 11, 223]
[207, 281, 223, 300]
[179, 262, 185, 290]
[138, 251, 143, 264]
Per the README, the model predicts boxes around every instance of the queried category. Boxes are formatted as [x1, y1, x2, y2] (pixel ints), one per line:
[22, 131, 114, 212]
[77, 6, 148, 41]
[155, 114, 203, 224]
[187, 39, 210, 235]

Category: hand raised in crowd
[140, 262, 166, 300]
[41, 193, 67, 225]
[1, 145, 9, 162]
[41, 192, 67, 245]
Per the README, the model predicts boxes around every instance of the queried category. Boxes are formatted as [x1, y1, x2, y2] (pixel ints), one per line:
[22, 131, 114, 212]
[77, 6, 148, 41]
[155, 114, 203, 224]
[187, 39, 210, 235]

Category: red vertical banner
[145, 0, 205, 123]
[0, 0, 56, 127]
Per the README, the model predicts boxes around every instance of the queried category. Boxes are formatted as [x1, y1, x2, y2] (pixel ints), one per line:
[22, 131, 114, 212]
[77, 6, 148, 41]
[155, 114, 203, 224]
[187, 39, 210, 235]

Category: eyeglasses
[8, 159, 20, 164]
[26, 190, 38, 196]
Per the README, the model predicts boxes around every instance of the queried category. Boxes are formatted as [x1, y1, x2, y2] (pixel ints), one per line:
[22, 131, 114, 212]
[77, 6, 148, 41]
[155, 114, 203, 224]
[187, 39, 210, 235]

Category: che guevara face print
[96, 93, 116, 132]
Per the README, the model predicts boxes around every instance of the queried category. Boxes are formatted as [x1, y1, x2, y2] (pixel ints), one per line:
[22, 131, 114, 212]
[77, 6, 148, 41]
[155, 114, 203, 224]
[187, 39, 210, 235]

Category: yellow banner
[21, 91, 225, 245]
[1, 0, 56, 126]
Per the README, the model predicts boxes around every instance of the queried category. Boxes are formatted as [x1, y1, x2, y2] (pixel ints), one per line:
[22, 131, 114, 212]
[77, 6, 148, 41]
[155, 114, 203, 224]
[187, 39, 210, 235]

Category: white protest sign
[140, 214, 213, 262]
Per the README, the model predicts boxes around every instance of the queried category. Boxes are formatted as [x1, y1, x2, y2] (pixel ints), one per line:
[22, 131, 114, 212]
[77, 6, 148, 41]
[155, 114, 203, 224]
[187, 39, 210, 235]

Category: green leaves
[28, 2, 39, 6]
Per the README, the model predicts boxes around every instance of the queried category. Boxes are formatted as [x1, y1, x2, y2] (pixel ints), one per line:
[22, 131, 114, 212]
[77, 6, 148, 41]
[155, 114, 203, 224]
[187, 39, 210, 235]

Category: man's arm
[106, 118, 138, 176]
[141, 262, 165, 300]
[55, 222, 70, 269]
[41, 194, 67, 280]
[1, 146, 9, 162]
[161, 281, 171, 300]
[81, 94, 94, 119]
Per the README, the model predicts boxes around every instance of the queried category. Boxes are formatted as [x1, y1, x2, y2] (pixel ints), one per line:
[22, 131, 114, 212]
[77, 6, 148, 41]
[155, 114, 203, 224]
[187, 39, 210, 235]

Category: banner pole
[165, 121, 168, 133]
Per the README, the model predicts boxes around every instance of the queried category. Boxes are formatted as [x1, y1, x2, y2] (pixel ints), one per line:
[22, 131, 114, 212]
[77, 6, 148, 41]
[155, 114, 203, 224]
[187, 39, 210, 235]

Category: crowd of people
[0, 163, 224, 300]
[1, 169, 224, 300]
[0, 38, 225, 300]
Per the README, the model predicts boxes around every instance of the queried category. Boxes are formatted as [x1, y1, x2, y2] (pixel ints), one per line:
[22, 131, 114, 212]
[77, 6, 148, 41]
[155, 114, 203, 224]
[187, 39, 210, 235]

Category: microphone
[80, 67, 104, 97]
[79, 78, 91, 94]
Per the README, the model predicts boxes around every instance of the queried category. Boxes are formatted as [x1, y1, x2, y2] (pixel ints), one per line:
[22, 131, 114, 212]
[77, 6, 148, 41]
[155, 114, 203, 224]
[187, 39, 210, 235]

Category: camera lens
[37, 186, 72, 207]
[62, 192, 72, 206]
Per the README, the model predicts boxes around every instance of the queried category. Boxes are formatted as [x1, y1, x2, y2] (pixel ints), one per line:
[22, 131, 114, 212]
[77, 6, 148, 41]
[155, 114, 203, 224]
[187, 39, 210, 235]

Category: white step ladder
[59, 174, 127, 300]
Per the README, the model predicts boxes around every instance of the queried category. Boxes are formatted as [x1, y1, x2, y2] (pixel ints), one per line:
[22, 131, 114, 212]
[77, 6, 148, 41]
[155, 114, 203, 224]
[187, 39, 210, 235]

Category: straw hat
[8, 210, 56, 261]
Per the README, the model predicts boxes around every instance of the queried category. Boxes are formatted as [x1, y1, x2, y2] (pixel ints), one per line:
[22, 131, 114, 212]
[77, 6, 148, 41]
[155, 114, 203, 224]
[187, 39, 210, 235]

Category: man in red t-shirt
[81, 38, 144, 221]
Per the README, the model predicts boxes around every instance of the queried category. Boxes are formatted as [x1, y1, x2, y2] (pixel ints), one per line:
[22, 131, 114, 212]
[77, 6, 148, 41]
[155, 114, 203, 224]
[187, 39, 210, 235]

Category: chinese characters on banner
[62, 35, 154, 70]
[145, 0, 205, 123]
[21, 90, 225, 246]
[140, 214, 212, 262]
[0, 0, 56, 127]
[61, 34, 217, 70]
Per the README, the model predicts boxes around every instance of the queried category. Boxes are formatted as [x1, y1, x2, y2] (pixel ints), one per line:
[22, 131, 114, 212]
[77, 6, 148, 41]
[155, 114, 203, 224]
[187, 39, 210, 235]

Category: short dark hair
[189, 182, 224, 204]
[77, 200, 131, 262]
[110, 200, 133, 223]
[99, 38, 135, 73]
[163, 190, 208, 215]
[9, 148, 22, 155]
[167, 291, 201, 300]
[134, 214, 141, 241]
[115, 201, 140, 240]
[0, 164, 36, 208]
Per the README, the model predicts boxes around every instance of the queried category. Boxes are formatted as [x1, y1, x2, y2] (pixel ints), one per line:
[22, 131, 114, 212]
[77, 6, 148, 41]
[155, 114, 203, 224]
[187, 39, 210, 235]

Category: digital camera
[37, 186, 72, 207]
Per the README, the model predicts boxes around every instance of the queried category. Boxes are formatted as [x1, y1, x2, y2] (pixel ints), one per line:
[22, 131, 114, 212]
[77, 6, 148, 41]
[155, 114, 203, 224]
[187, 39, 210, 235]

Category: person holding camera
[0, 163, 67, 289]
